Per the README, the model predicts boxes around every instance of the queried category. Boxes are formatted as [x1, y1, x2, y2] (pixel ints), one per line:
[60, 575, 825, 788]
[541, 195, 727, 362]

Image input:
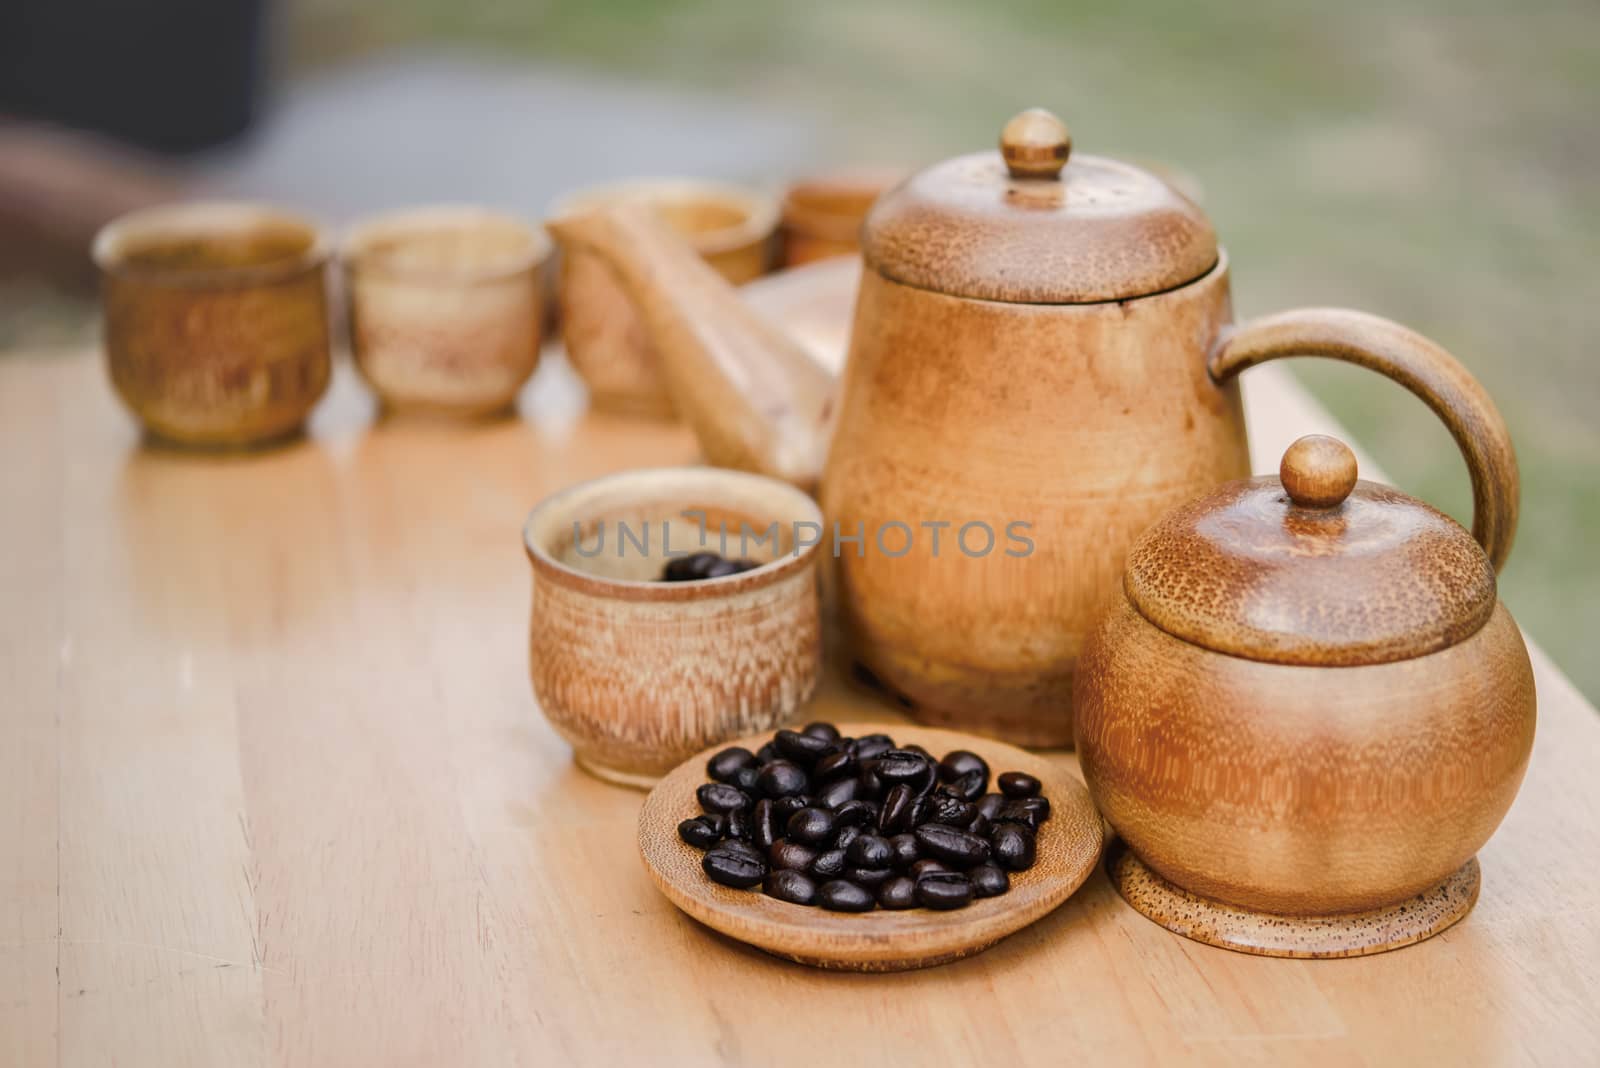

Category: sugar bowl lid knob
[1280, 435, 1359, 508]
[1001, 108, 1071, 179]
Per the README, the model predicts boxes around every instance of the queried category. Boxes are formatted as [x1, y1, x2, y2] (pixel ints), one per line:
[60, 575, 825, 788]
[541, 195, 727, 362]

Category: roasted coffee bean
[846, 833, 893, 868]
[888, 833, 921, 869]
[1016, 795, 1051, 823]
[787, 806, 836, 846]
[684, 725, 1053, 910]
[851, 734, 895, 761]
[990, 823, 1037, 872]
[756, 761, 808, 799]
[914, 824, 992, 867]
[969, 863, 1010, 898]
[938, 750, 989, 788]
[768, 839, 819, 872]
[697, 783, 750, 815]
[678, 817, 722, 850]
[719, 839, 762, 862]
[849, 866, 894, 889]
[878, 783, 915, 834]
[944, 769, 988, 802]
[703, 847, 766, 888]
[818, 880, 875, 912]
[833, 800, 877, 828]
[875, 750, 934, 786]
[703, 557, 758, 578]
[771, 795, 809, 821]
[752, 800, 778, 852]
[775, 728, 831, 765]
[813, 749, 858, 782]
[995, 798, 1047, 831]
[810, 848, 848, 878]
[975, 793, 1007, 821]
[765, 868, 818, 906]
[661, 552, 721, 582]
[878, 875, 917, 909]
[816, 776, 860, 810]
[998, 771, 1042, 799]
[927, 794, 976, 826]
[914, 871, 974, 910]
[707, 746, 757, 783]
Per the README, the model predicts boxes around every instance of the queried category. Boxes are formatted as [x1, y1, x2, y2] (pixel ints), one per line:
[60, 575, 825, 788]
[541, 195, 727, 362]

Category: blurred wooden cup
[779, 167, 904, 267]
[93, 201, 332, 447]
[343, 206, 550, 417]
[550, 180, 777, 419]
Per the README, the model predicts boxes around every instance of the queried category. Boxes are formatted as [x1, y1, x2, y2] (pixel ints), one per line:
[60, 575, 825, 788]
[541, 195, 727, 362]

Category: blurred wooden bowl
[779, 167, 904, 267]
[94, 201, 331, 447]
[550, 179, 778, 419]
[343, 205, 550, 417]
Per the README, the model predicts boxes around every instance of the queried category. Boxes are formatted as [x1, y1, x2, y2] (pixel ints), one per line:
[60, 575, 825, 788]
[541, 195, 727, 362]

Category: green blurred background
[297, 0, 1600, 700]
[6, 0, 1598, 699]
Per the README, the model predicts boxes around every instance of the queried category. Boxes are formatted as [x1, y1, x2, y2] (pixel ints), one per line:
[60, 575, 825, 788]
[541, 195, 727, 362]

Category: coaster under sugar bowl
[523, 466, 823, 786]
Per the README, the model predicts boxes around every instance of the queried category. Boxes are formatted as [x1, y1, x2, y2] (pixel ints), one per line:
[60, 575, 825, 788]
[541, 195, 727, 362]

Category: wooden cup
[779, 167, 904, 267]
[550, 180, 777, 419]
[523, 467, 824, 786]
[343, 206, 551, 417]
[94, 201, 332, 447]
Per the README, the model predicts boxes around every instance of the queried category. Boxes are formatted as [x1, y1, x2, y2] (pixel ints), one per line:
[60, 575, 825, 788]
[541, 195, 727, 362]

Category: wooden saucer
[638, 722, 1103, 971]
[1107, 840, 1481, 959]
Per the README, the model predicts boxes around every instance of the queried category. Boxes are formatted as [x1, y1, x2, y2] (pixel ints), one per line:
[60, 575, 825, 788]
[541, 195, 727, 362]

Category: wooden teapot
[1075, 434, 1535, 957]
[547, 108, 1519, 748]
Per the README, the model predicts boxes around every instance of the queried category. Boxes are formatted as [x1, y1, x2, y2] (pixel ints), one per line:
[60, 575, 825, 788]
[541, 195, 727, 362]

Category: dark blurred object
[0, 127, 183, 289]
[0, 0, 268, 154]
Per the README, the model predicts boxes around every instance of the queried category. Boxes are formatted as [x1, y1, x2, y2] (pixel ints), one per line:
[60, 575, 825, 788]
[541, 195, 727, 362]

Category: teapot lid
[861, 108, 1218, 304]
[1123, 435, 1498, 667]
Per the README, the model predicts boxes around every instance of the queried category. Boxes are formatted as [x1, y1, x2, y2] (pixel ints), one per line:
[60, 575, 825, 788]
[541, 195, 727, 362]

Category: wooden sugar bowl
[1075, 434, 1536, 958]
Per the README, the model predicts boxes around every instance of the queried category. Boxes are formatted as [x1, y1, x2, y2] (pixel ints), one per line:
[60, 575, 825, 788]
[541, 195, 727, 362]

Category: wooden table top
[3, 274, 1598, 1065]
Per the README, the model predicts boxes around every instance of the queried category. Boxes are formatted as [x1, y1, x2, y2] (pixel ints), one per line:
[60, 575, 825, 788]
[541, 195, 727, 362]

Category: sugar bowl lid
[1123, 435, 1498, 667]
[860, 108, 1218, 304]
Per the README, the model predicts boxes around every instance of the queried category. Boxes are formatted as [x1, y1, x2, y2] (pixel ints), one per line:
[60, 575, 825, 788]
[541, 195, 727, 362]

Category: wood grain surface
[638, 723, 1102, 971]
[2, 306, 1598, 1063]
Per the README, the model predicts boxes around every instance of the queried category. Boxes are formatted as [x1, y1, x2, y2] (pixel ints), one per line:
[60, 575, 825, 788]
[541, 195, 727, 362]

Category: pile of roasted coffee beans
[660, 552, 762, 582]
[677, 722, 1050, 912]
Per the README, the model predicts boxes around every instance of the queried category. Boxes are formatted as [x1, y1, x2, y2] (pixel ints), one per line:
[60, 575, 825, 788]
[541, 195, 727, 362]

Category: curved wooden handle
[1209, 307, 1519, 572]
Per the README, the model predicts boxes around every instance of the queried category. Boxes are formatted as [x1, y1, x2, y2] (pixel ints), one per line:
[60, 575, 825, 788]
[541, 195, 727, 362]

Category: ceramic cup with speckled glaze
[343, 206, 551, 416]
[523, 467, 824, 787]
[94, 201, 332, 447]
[549, 179, 777, 419]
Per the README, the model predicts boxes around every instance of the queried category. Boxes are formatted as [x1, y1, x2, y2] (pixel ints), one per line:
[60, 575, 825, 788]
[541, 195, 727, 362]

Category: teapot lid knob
[1000, 108, 1071, 179]
[1280, 435, 1359, 508]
